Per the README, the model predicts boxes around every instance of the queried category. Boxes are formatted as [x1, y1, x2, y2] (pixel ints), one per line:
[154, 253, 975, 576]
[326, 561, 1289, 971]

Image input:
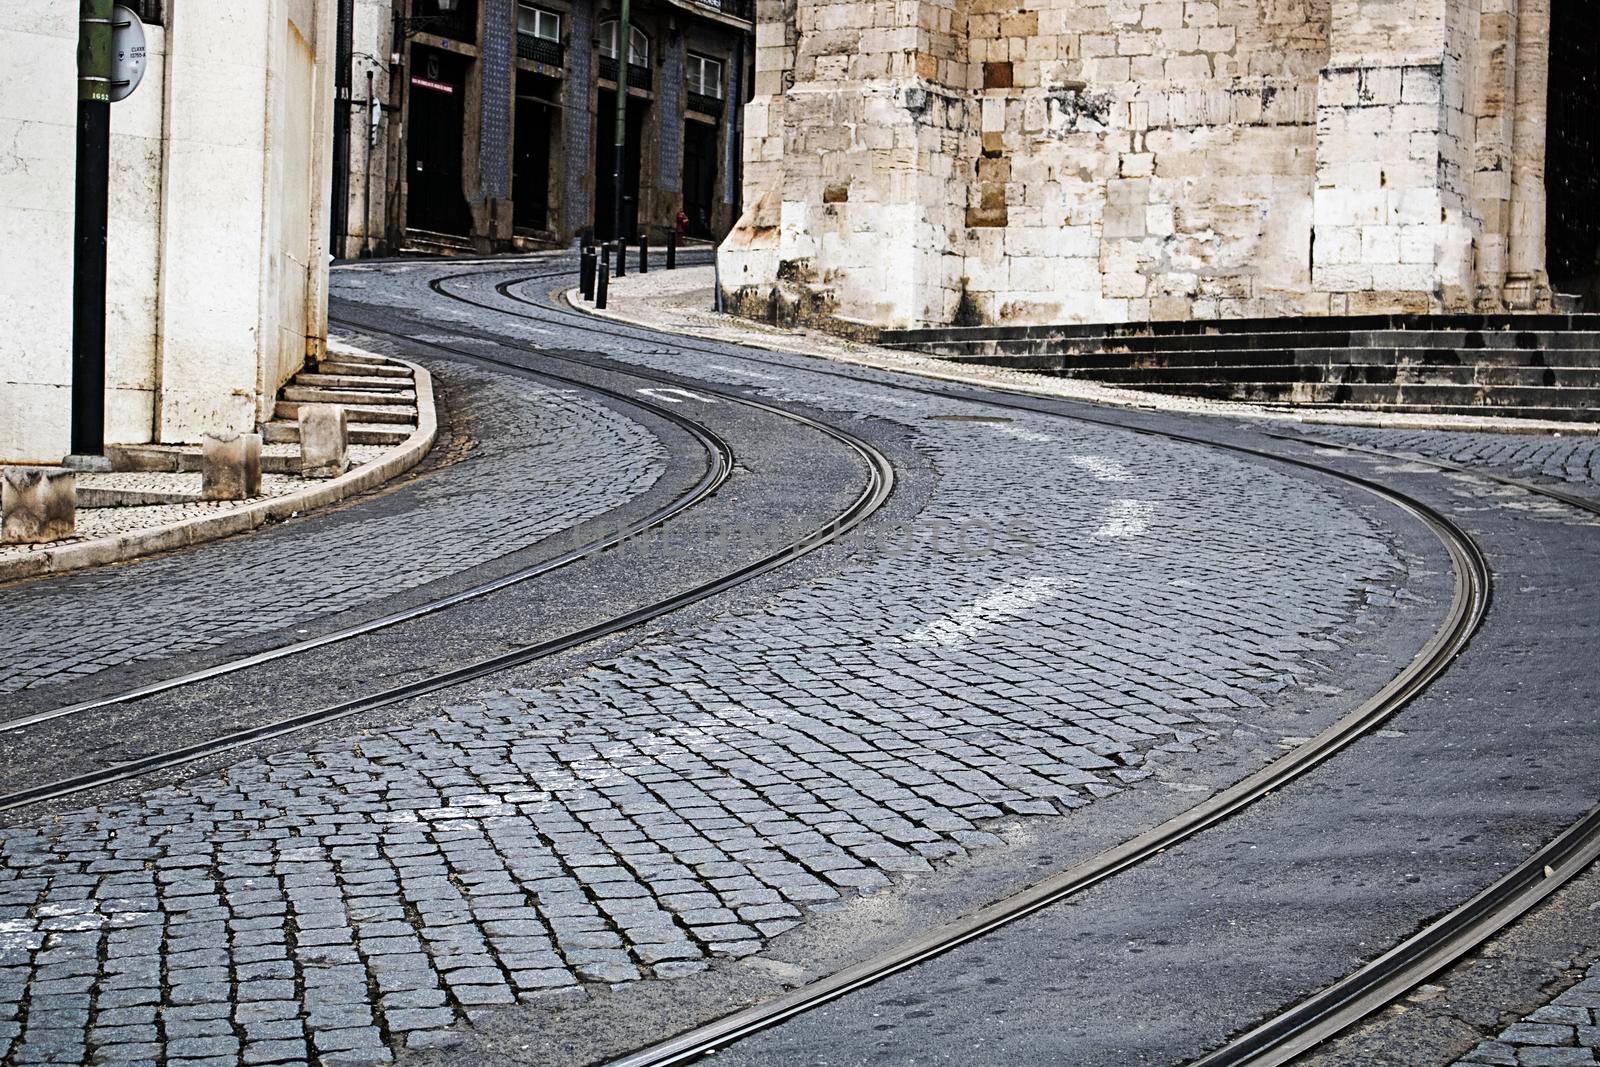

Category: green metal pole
[610, 0, 631, 242]
[71, 0, 114, 461]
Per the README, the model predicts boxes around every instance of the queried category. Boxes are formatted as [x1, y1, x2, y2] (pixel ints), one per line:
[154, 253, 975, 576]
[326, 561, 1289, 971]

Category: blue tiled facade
[658, 37, 683, 195]
[479, 0, 514, 200]
[563, 1, 595, 233]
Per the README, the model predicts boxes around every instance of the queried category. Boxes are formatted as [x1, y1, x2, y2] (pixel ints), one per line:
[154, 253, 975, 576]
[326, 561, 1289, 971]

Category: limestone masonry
[719, 0, 1595, 330]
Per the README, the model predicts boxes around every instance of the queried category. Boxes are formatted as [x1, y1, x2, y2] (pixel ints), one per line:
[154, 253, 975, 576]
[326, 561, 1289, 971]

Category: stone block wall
[721, 0, 1558, 329]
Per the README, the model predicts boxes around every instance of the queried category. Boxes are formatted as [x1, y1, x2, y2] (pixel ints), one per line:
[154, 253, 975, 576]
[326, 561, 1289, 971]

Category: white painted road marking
[1094, 499, 1156, 538]
[638, 387, 716, 404]
[905, 576, 1064, 649]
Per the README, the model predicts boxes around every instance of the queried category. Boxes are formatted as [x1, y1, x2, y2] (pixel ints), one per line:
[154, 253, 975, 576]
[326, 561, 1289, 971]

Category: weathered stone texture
[1, 467, 76, 544]
[721, 0, 1556, 328]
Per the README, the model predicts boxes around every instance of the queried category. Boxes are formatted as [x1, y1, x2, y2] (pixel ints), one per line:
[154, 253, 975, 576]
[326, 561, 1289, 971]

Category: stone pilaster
[1503, 0, 1550, 308]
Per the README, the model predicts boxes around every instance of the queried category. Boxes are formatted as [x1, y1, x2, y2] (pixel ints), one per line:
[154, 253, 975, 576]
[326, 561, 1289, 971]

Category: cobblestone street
[1, 257, 1596, 1067]
[1459, 974, 1600, 1067]
[0, 260, 1435, 1066]
[1297, 426, 1600, 494]
[9, 0, 1599, 1060]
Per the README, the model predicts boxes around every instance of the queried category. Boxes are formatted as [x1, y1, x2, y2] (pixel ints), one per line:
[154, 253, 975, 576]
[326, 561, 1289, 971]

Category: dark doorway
[514, 72, 558, 232]
[1547, 0, 1600, 305]
[595, 90, 645, 240]
[406, 47, 472, 236]
[682, 119, 718, 239]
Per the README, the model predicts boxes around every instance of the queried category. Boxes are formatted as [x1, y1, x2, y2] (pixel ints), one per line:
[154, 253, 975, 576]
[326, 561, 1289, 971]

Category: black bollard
[667, 230, 677, 271]
[580, 247, 596, 301]
[596, 252, 610, 309]
[638, 233, 649, 274]
[615, 238, 627, 278]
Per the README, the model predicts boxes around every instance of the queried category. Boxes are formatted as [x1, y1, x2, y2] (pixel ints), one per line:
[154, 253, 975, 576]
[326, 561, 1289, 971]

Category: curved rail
[411, 263, 1503, 1067]
[0, 365, 734, 735]
[379, 260, 1596, 1067]
[0, 322, 894, 815]
[1181, 434, 1600, 1067]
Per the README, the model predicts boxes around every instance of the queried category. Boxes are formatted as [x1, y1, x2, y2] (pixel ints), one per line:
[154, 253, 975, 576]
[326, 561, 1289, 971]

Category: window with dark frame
[686, 53, 724, 100]
[516, 3, 563, 64]
[598, 20, 649, 67]
[517, 4, 560, 43]
[132, 0, 163, 25]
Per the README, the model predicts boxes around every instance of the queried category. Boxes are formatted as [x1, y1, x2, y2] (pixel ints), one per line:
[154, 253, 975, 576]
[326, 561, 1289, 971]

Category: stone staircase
[400, 228, 477, 258]
[880, 314, 1600, 423]
[267, 353, 418, 447]
[108, 352, 420, 475]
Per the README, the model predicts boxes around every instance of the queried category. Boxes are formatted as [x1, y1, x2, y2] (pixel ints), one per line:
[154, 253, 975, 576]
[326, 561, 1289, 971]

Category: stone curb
[0, 350, 438, 585]
[561, 278, 1599, 438]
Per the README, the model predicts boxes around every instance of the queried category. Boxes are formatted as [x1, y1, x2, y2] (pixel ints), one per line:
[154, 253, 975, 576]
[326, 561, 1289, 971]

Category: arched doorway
[1546, 1, 1600, 306]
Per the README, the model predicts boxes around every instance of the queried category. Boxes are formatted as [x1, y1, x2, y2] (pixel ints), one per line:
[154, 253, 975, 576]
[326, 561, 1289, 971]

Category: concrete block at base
[201, 432, 263, 500]
[299, 404, 349, 477]
[2, 467, 77, 544]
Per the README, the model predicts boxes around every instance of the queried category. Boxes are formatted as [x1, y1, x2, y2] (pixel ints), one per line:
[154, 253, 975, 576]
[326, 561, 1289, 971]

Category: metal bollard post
[580, 247, 596, 301]
[638, 232, 649, 274]
[615, 238, 627, 278]
[667, 230, 677, 271]
[596, 251, 610, 309]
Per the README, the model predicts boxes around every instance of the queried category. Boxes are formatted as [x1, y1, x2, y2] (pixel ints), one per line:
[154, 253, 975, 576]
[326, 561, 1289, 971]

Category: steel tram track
[0, 358, 734, 736]
[1181, 436, 1600, 1067]
[423, 262, 1600, 1067]
[397, 263, 1531, 1067]
[0, 320, 895, 816]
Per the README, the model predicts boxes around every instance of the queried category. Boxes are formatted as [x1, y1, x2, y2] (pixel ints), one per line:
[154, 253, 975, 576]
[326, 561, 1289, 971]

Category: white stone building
[720, 0, 1599, 331]
[0, 1, 337, 464]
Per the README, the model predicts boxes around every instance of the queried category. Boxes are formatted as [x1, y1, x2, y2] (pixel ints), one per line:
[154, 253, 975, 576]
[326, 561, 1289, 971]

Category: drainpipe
[611, 0, 632, 241]
[331, 0, 355, 257]
[68, 0, 114, 466]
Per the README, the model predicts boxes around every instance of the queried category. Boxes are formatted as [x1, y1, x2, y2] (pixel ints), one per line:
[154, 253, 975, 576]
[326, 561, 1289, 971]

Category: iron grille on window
[694, 0, 752, 21]
[598, 55, 653, 92]
[517, 34, 563, 65]
[132, 0, 163, 24]
[687, 91, 724, 116]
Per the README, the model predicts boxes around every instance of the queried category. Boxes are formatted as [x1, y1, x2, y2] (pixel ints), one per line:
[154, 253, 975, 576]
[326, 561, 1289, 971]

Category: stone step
[262, 420, 411, 446]
[315, 359, 413, 379]
[923, 330, 1600, 359]
[1117, 380, 1600, 411]
[942, 345, 1600, 374]
[881, 312, 1600, 347]
[292, 372, 413, 392]
[272, 400, 415, 423]
[1065, 362, 1600, 388]
[402, 228, 477, 257]
[281, 385, 417, 406]
[1291, 403, 1600, 424]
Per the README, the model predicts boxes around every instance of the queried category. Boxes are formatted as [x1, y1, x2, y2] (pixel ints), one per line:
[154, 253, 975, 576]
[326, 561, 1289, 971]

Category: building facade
[335, 0, 753, 258]
[0, 1, 336, 464]
[719, 0, 1600, 331]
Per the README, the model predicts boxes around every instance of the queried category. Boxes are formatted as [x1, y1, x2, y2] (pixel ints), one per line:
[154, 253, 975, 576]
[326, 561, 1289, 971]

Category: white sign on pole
[109, 5, 147, 103]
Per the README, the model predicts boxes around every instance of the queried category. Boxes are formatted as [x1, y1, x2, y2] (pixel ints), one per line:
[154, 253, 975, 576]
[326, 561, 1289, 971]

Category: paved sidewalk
[577, 265, 1597, 437]
[0, 348, 430, 584]
[0, 356, 666, 696]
